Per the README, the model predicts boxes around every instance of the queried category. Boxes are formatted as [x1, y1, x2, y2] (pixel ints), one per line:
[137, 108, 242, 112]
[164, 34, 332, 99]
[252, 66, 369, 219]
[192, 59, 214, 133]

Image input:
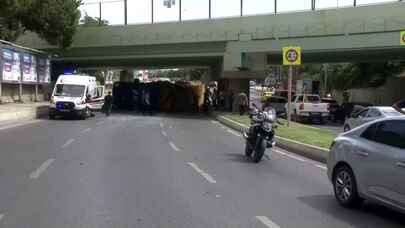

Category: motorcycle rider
[246, 101, 277, 146]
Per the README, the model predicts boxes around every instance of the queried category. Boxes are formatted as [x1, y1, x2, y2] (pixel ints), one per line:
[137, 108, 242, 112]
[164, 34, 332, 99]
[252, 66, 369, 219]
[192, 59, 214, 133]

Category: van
[49, 75, 105, 119]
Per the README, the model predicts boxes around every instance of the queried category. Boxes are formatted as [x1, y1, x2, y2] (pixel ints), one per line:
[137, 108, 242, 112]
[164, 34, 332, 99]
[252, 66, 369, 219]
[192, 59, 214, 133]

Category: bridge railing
[80, 0, 401, 26]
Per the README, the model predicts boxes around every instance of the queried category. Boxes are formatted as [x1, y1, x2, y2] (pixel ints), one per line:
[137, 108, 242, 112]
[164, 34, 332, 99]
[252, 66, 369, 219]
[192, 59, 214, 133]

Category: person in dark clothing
[104, 91, 113, 116]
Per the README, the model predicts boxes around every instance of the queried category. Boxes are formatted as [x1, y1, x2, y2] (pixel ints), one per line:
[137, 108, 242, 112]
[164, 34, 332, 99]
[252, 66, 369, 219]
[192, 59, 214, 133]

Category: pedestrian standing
[229, 90, 234, 112]
[238, 92, 248, 115]
[104, 91, 113, 116]
[142, 88, 152, 116]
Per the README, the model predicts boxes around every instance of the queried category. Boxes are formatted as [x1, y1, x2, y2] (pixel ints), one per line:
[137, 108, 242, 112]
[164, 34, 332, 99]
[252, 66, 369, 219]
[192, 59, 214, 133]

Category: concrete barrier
[215, 114, 329, 163]
[0, 102, 49, 123]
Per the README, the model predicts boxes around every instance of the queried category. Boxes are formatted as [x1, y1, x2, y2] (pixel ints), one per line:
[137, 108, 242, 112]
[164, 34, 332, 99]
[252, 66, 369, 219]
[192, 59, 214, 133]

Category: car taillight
[299, 103, 304, 110]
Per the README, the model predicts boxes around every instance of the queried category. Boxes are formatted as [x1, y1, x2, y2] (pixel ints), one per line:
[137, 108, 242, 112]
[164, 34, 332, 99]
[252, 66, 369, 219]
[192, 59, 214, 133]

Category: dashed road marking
[187, 162, 217, 184]
[211, 120, 219, 125]
[61, 139, 75, 149]
[81, 128, 92, 133]
[256, 216, 281, 228]
[160, 123, 164, 128]
[161, 130, 167, 137]
[169, 142, 180, 151]
[227, 129, 241, 137]
[29, 159, 55, 179]
[315, 164, 327, 170]
[0, 214, 4, 221]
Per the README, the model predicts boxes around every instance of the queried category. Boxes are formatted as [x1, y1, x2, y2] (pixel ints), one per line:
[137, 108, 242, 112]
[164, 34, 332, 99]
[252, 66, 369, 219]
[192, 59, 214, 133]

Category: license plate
[59, 109, 70, 112]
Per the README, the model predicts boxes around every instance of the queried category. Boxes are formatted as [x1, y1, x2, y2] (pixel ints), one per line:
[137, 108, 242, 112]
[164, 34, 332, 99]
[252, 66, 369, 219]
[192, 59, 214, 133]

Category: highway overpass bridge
[17, 1, 405, 89]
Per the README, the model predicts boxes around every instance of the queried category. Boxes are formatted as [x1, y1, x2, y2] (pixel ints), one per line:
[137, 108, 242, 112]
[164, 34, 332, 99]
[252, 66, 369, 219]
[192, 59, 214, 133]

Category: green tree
[80, 13, 109, 26]
[0, 0, 82, 48]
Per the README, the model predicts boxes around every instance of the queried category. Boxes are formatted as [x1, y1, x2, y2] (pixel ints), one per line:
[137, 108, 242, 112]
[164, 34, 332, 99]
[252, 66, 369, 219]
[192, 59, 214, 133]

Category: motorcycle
[243, 104, 279, 163]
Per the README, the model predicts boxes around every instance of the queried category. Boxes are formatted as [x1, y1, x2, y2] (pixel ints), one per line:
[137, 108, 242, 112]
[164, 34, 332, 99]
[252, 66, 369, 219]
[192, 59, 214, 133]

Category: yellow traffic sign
[283, 46, 301, 65]
[401, 31, 405, 46]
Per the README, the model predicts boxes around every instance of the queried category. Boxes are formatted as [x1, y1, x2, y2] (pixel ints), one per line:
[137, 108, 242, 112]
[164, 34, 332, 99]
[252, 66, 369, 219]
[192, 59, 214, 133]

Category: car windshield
[382, 109, 402, 116]
[54, 84, 85, 97]
[304, 96, 320, 103]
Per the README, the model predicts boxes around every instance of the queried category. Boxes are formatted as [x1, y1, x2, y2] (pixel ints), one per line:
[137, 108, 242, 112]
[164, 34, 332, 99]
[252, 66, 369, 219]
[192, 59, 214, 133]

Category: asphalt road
[0, 113, 404, 228]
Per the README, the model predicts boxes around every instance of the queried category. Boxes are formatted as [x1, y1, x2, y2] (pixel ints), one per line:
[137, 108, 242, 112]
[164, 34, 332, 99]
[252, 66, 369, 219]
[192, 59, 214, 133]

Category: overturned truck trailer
[113, 80, 205, 113]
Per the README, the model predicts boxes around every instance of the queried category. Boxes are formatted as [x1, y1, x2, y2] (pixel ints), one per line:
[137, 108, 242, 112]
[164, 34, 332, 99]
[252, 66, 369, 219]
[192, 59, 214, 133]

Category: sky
[80, 0, 396, 25]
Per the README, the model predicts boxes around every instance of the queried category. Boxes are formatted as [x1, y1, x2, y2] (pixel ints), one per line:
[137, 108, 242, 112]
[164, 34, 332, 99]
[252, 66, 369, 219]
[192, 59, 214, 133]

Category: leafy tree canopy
[80, 13, 109, 27]
[0, 0, 82, 48]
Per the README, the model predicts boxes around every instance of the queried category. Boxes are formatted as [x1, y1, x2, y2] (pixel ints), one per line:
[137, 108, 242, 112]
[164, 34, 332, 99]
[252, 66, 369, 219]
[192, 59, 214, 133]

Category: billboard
[22, 54, 38, 82]
[2, 48, 21, 82]
[37, 58, 50, 83]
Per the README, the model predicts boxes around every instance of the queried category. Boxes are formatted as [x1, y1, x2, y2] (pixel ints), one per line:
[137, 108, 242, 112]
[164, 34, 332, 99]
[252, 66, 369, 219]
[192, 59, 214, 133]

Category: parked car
[343, 106, 402, 132]
[322, 98, 340, 122]
[264, 96, 287, 116]
[288, 94, 330, 124]
[393, 99, 405, 115]
[327, 117, 405, 212]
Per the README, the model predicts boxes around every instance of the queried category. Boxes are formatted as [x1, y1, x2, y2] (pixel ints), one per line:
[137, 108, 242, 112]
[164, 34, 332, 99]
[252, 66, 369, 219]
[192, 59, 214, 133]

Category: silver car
[327, 117, 405, 212]
[343, 106, 402, 132]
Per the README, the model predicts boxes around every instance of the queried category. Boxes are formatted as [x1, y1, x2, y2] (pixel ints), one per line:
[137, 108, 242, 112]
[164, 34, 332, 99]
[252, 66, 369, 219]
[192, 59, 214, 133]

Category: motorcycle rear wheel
[253, 139, 266, 163]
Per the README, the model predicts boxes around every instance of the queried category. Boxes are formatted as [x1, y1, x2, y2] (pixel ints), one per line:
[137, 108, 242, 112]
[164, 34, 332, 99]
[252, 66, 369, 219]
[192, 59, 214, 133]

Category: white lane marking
[160, 123, 164, 128]
[81, 128, 92, 133]
[0, 120, 43, 131]
[211, 120, 219, 125]
[187, 162, 217, 184]
[29, 159, 55, 179]
[274, 148, 306, 162]
[161, 130, 167, 137]
[284, 153, 307, 162]
[169, 125, 173, 129]
[315, 164, 327, 170]
[61, 138, 75, 149]
[96, 121, 105, 126]
[256, 216, 281, 228]
[169, 142, 180, 151]
[0, 213, 4, 221]
[227, 129, 241, 137]
[274, 149, 287, 156]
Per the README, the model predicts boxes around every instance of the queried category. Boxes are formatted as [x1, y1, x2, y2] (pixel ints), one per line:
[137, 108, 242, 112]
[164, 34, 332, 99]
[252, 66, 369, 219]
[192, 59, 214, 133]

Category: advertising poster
[38, 58, 50, 83]
[22, 54, 38, 82]
[12, 51, 21, 81]
[2, 48, 14, 81]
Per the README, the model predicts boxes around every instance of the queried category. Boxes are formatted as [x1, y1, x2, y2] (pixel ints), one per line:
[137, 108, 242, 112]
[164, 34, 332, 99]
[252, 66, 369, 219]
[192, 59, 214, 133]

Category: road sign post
[401, 31, 405, 46]
[282, 46, 301, 127]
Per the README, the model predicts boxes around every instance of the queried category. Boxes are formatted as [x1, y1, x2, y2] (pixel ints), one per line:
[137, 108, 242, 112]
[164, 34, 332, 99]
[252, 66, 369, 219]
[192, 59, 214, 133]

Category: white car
[343, 106, 402, 132]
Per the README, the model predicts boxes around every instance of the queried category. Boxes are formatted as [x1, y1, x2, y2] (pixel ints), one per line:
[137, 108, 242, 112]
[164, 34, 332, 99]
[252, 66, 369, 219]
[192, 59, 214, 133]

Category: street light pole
[179, 0, 182, 21]
[124, 0, 127, 25]
[151, 0, 154, 24]
[209, 0, 211, 19]
[99, 2, 102, 25]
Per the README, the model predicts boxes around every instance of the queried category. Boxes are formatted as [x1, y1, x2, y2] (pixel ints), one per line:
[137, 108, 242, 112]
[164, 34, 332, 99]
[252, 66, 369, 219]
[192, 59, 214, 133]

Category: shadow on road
[298, 195, 405, 227]
[224, 153, 252, 164]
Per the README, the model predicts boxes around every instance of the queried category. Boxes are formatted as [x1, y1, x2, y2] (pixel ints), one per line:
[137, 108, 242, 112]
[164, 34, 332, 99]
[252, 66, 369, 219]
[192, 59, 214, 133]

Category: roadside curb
[214, 114, 329, 163]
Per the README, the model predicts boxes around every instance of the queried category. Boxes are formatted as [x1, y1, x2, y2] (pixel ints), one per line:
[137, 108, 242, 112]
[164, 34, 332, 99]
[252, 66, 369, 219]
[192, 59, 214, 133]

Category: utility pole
[179, 0, 182, 21]
[240, 0, 243, 17]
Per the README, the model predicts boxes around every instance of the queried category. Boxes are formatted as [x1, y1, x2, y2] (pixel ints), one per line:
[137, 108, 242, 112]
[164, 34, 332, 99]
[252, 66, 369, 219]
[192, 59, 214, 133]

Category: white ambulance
[49, 75, 105, 119]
